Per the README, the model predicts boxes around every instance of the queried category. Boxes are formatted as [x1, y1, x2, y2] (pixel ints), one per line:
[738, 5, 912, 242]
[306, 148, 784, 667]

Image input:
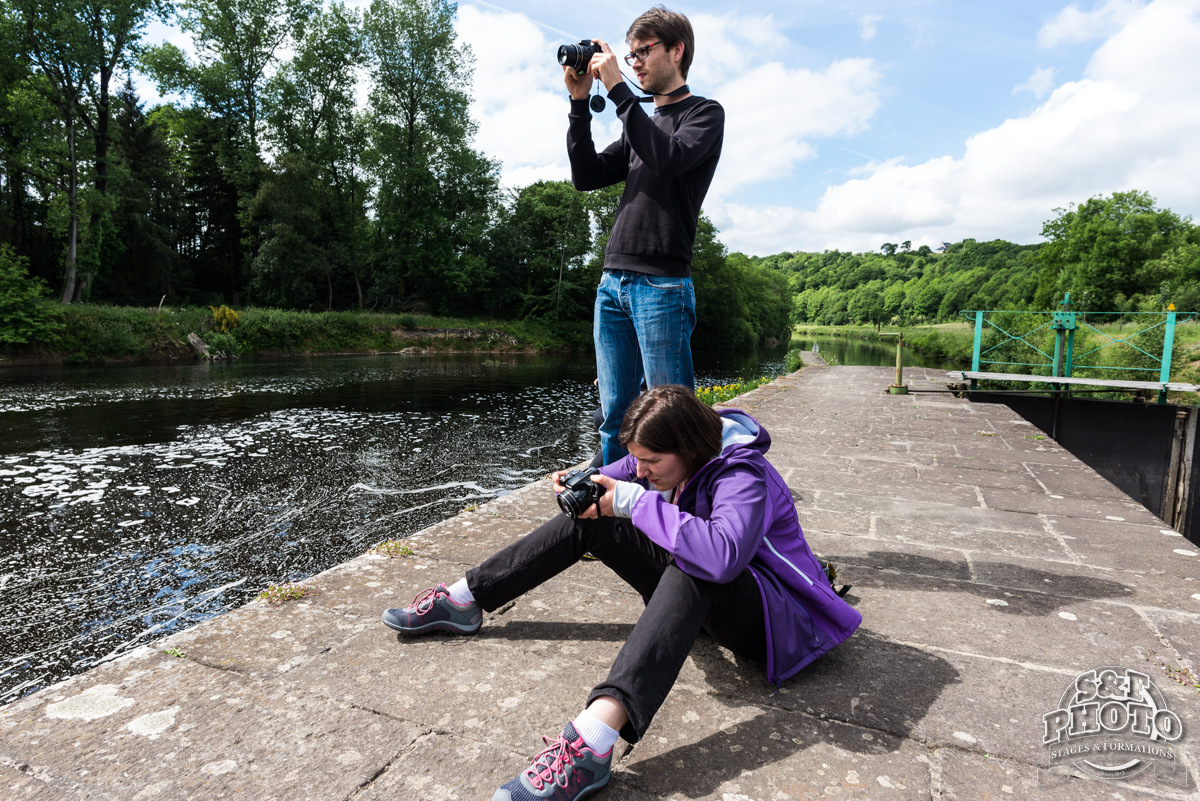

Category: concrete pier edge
[2, 363, 1199, 799]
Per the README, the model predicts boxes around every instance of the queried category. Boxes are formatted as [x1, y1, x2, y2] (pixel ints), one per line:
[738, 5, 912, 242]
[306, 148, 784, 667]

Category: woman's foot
[492, 721, 611, 800]
[381, 583, 482, 635]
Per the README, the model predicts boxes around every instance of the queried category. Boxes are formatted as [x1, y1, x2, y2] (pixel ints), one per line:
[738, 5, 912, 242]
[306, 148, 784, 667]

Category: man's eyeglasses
[624, 41, 662, 66]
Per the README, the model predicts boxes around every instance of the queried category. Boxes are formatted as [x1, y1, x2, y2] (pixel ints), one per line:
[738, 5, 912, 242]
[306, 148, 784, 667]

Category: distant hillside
[750, 191, 1200, 326]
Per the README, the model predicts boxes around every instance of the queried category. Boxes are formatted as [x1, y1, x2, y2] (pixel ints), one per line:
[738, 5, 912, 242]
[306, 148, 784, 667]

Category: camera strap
[591, 81, 691, 112]
[637, 84, 690, 103]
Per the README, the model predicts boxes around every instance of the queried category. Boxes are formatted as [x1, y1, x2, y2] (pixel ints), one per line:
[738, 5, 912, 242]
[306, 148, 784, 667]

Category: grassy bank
[0, 304, 593, 365]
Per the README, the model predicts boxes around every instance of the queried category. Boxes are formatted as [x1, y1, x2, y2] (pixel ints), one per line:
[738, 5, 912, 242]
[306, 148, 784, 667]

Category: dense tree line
[769, 191, 1200, 326]
[0, 0, 790, 349]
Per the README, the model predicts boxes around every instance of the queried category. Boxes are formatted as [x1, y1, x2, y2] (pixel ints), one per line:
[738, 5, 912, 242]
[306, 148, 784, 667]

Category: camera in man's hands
[556, 468, 605, 519]
[558, 40, 600, 74]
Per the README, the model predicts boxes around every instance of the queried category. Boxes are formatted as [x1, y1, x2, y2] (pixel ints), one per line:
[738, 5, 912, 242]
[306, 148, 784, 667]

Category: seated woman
[381, 384, 862, 801]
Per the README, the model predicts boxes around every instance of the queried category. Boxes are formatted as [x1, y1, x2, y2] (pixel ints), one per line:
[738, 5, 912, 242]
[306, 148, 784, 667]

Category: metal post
[895, 332, 904, 388]
[1052, 328, 1064, 379]
[1064, 328, 1075, 378]
[971, 311, 983, 391]
[881, 332, 907, 394]
[1160, 308, 1178, 405]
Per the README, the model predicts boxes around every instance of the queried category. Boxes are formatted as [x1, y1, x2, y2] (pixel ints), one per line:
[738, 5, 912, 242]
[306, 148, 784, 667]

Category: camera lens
[557, 42, 595, 73]
[557, 489, 587, 519]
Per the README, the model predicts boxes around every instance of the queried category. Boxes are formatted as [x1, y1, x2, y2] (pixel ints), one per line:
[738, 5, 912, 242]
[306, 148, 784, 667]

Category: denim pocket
[641, 275, 687, 290]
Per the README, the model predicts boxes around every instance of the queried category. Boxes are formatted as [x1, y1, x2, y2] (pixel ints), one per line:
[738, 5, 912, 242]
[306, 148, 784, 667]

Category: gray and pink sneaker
[381, 584, 482, 635]
[492, 722, 612, 800]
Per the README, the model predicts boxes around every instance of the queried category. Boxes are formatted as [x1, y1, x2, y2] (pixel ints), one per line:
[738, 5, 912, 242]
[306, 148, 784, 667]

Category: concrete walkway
[3, 363, 1199, 799]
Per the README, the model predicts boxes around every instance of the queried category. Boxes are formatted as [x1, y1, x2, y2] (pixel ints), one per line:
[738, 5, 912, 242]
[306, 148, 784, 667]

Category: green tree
[0, 19, 61, 280]
[1142, 239, 1200, 313]
[151, 103, 244, 303]
[248, 154, 328, 308]
[692, 217, 753, 348]
[142, 0, 316, 303]
[146, 0, 317, 155]
[848, 280, 885, 325]
[363, 0, 498, 310]
[97, 78, 183, 304]
[510, 181, 591, 321]
[12, 0, 99, 302]
[12, 0, 165, 302]
[1034, 190, 1192, 311]
[729, 252, 791, 342]
[260, 2, 369, 308]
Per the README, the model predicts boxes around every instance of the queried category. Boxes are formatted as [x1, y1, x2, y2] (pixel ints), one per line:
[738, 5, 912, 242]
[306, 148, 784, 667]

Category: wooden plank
[946, 370, 1200, 393]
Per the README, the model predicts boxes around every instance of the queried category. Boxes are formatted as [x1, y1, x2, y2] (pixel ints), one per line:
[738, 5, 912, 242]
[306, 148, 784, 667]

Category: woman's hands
[550, 470, 619, 519]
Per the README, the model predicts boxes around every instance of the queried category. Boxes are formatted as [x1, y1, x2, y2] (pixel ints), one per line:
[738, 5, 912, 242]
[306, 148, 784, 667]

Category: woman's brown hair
[619, 385, 723, 477]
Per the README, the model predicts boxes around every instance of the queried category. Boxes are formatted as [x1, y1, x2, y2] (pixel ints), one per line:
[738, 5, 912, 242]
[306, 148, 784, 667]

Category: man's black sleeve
[567, 98, 628, 191]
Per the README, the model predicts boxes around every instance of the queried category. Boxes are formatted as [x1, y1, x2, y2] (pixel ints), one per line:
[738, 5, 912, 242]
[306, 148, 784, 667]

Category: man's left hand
[587, 39, 623, 94]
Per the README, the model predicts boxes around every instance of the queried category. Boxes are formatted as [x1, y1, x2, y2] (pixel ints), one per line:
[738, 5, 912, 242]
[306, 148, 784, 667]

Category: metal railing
[959, 293, 1198, 404]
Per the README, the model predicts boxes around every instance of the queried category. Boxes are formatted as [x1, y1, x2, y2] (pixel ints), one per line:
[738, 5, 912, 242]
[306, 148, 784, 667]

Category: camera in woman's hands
[556, 468, 606, 519]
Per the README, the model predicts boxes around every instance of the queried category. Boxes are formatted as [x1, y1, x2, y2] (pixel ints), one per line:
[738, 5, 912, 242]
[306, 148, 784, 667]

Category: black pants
[465, 513, 766, 743]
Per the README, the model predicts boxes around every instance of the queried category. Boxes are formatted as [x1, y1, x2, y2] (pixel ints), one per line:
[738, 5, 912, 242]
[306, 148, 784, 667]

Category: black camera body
[556, 467, 605, 519]
[558, 40, 600, 74]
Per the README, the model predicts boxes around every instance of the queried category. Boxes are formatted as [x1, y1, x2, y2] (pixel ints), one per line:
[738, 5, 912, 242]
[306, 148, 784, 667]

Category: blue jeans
[594, 270, 697, 464]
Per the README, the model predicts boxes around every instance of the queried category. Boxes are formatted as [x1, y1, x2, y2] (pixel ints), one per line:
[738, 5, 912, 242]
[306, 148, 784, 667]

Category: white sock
[445, 578, 475, 606]
[572, 708, 619, 755]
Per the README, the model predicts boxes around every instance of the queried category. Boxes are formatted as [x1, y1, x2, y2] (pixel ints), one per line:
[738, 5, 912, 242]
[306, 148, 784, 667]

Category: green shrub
[202, 330, 241, 357]
[0, 244, 63, 346]
[785, 348, 804, 373]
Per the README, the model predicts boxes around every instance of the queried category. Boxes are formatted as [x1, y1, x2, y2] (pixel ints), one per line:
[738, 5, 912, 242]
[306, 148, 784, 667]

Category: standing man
[566, 6, 723, 465]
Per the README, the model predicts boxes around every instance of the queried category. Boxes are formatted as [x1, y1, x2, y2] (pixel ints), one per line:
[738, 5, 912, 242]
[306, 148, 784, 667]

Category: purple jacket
[600, 408, 862, 684]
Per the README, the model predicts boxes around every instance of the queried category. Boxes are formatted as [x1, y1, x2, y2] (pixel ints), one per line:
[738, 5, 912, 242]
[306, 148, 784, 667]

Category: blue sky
[142, 0, 1200, 256]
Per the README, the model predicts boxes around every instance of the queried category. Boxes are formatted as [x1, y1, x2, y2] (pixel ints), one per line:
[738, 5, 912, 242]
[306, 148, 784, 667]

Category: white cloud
[1013, 66, 1057, 97]
[714, 0, 1200, 255]
[687, 12, 791, 88]
[456, 5, 575, 189]
[711, 57, 883, 195]
[858, 14, 883, 42]
[1037, 0, 1146, 47]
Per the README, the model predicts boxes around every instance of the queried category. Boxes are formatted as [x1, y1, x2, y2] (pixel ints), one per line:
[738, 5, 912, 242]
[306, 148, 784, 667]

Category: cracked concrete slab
[0, 650, 419, 801]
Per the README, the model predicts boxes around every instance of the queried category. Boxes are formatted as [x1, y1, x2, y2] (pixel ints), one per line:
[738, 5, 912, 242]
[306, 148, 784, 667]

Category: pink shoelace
[407, 584, 447, 615]
[524, 733, 583, 791]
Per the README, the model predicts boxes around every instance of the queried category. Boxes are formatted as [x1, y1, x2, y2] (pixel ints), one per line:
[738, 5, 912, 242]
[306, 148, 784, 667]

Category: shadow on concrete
[831, 550, 973, 581]
[832, 551, 1133, 617]
[626, 628, 957, 798]
[475, 620, 636, 643]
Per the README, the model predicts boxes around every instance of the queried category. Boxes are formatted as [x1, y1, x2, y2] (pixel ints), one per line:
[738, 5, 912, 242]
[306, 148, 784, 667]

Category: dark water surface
[0, 348, 791, 702]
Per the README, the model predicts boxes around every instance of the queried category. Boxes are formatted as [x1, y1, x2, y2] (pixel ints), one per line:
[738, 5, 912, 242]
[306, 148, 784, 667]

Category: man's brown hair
[627, 6, 695, 79]
[619, 384, 723, 477]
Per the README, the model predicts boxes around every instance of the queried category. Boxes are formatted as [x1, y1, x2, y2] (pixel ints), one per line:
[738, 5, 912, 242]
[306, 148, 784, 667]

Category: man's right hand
[564, 65, 593, 100]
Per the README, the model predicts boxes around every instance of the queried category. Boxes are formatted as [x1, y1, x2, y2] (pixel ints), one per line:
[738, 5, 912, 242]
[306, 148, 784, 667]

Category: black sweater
[567, 81, 724, 277]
